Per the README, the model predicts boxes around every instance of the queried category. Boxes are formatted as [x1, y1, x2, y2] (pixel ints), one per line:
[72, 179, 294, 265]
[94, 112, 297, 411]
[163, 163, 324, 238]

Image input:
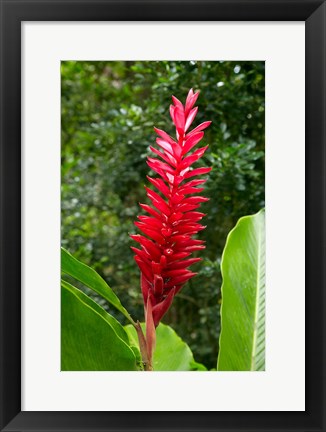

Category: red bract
[131, 89, 211, 360]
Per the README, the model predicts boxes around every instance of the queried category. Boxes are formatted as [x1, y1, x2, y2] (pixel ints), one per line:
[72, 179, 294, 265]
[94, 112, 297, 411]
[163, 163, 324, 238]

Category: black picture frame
[1, 0, 325, 431]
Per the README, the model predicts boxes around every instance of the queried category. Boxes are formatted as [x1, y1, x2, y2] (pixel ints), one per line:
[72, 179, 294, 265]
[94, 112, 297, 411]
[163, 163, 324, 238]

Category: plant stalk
[134, 321, 153, 371]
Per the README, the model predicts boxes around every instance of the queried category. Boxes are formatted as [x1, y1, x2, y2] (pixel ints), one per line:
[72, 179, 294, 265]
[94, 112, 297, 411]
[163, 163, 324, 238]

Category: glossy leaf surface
[61, 281, 138, 371]
[61, 247, 134, 324]
[217, 209, 265, 371]
[125, 323, 207, 371]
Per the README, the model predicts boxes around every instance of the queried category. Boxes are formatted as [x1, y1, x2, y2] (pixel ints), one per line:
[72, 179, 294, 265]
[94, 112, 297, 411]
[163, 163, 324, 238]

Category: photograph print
[61, 60, 265, 372]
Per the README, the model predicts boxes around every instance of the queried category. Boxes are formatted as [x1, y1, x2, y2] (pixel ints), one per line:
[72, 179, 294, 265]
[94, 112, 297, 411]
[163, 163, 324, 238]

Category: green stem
[134, 321, 153, 371]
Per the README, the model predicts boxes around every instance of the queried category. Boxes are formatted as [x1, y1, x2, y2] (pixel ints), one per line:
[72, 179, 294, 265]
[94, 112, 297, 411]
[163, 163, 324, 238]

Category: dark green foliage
[61, 60, 265, 369]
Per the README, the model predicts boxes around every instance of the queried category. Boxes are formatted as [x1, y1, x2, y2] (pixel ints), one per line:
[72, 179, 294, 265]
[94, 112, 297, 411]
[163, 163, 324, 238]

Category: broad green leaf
[61, 247, 134, 324]
[61, 282, 139, 371]
[125, 323, 207, 371]
[217, 209, 265, 371]
[62, 279, 131, 345]
[190, 360, 209, 371]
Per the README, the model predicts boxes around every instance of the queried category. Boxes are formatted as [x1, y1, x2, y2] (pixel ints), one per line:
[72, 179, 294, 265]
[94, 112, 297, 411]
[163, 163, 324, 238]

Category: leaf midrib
[250, 219, 262, 371]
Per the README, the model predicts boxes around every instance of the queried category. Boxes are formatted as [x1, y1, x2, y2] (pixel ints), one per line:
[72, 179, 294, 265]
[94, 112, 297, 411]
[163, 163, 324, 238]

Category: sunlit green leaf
[61, 281, 139, 371]
[61, 247, 134, 324]
[217, 209, 265, 371]
[125, 323, 207, 371]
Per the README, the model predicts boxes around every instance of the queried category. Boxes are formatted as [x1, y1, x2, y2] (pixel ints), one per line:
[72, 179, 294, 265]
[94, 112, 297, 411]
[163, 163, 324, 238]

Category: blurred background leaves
[61, 60, 265, 369]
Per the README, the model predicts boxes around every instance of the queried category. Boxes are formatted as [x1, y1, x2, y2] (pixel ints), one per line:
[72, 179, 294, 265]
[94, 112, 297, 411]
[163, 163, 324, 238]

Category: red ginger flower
[131, 89, 211, 356]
